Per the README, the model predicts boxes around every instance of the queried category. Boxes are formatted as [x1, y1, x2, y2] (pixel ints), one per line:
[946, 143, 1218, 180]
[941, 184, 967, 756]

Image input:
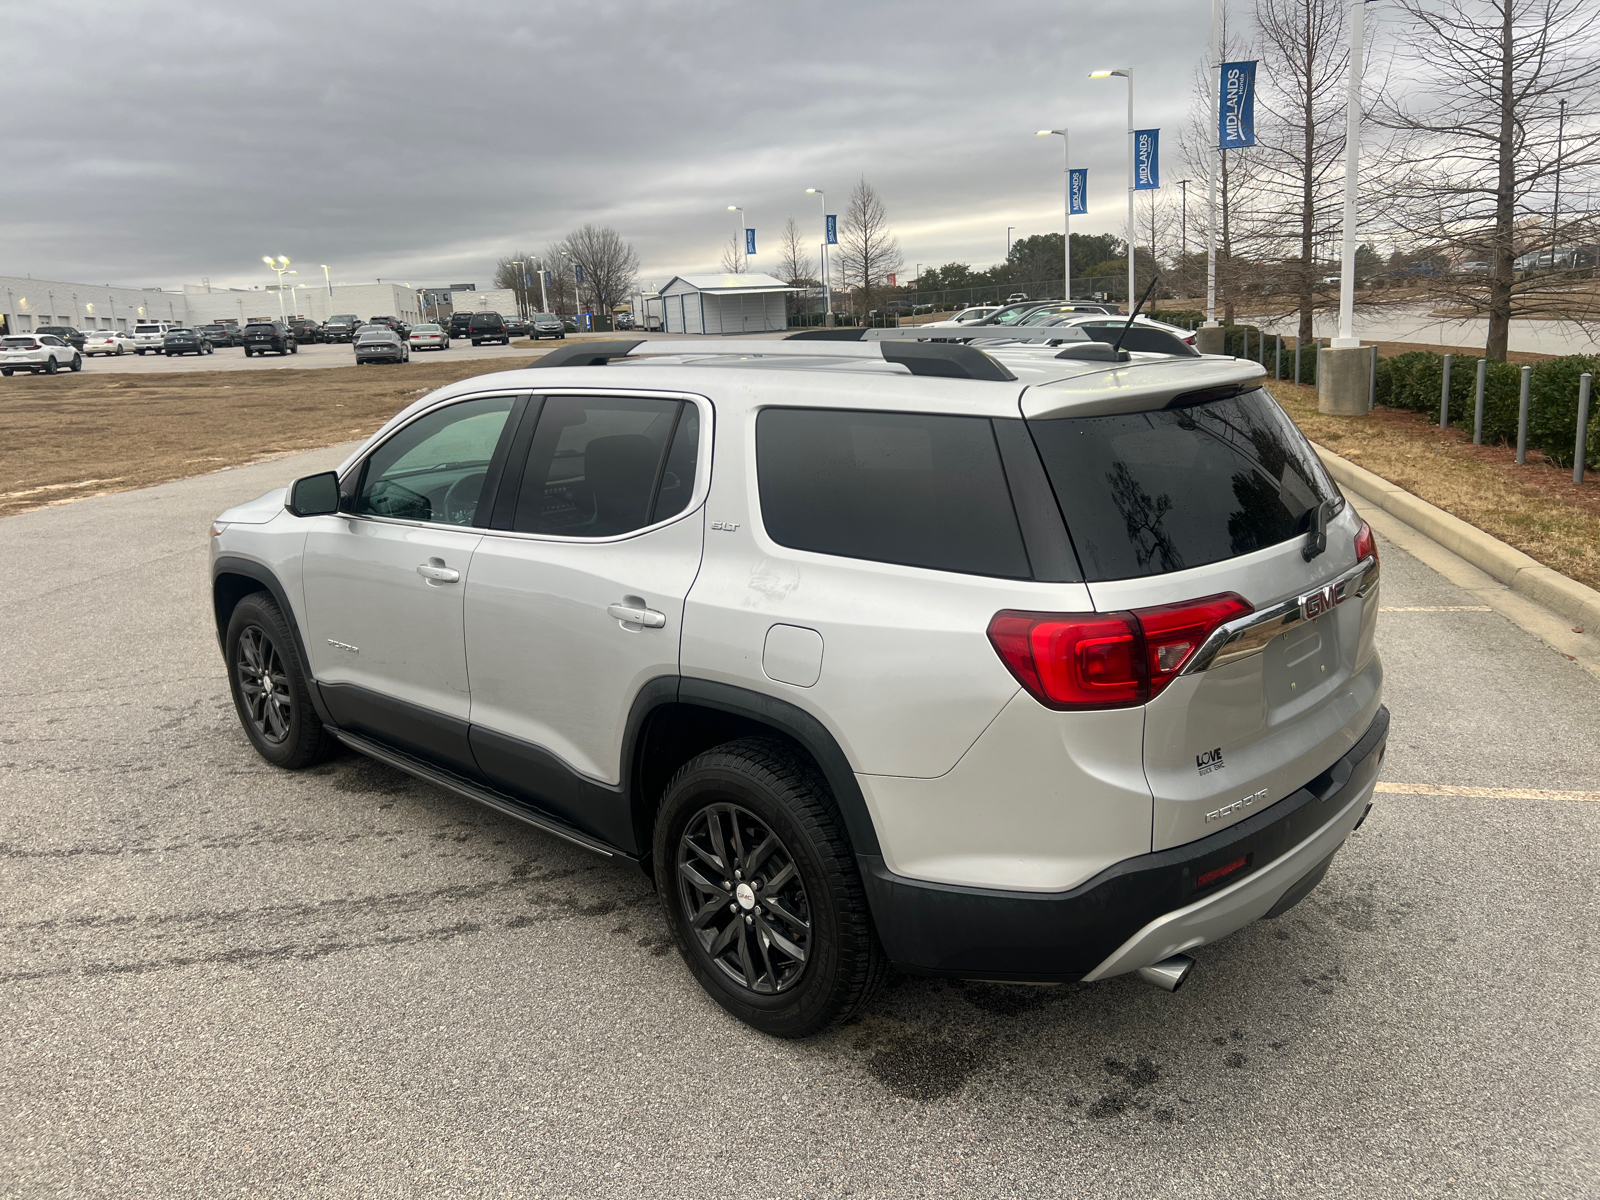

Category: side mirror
[286, 471, 341, 517]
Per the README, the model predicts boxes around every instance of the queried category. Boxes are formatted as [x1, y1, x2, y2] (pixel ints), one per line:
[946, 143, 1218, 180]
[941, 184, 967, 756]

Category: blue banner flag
[1219, 60, 1257, 149]
[825, 214, 838, 245]
[573, 264, 584, 286]
[1134, 129, 1160, 190]
[745, 228, 757, 256]
[1069, 169, 1088, 215]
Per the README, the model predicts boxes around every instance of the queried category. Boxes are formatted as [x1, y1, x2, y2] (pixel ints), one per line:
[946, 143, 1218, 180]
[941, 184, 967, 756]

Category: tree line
[492, 224, 640, 319]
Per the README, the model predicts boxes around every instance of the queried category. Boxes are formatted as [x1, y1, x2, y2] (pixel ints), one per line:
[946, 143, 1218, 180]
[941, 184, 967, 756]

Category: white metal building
[1, 275, 192, 334]
[450, 288, 517, 316]
[659, 274, 793, 334]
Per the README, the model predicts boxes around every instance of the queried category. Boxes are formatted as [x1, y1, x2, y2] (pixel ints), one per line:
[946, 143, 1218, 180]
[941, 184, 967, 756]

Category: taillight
[988, 592, 1253, 710]
[1354, 519, 1377, 566]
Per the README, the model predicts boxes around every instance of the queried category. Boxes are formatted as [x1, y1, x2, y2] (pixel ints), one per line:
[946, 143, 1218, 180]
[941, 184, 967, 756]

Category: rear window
[1028, 388, 1340, 582]
[2, 337, 37, 348]
[245, 324, 276, 333]
[756, 408, 1030, 579]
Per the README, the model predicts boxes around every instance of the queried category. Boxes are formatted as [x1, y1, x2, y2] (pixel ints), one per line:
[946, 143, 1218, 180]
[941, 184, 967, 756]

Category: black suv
[287, 318, 322, 344]
[468, 311, 510, 346]
[448, 312, 473, 340]
[242, 321, 297, 357]
[198, 323, 241, 348]
[322, 314, 362, 344]
[368, 315, 409, 338]
[36, 325, 86, 351]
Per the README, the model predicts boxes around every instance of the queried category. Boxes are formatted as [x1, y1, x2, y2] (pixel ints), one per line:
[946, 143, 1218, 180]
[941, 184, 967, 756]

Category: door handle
[607, 601, 666, 629]
[417, 560, 460, 583]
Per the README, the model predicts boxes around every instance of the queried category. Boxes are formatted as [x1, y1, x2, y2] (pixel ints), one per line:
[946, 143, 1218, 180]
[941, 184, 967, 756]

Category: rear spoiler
[1020, 357, 1269, 419]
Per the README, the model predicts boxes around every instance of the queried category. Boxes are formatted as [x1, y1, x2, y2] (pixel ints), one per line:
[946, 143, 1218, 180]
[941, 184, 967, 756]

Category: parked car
[975, 313, 1199, 355]
[613, 313, 635, 331]
[407, 323, 450, 352]
[209, 333, 1386, 1037]
[468, 312, 510, 346]
[448, 312, 474, 340]
[243, 321, 297, 357]
[34, 325, 86, 351]
[354, 326, 409, 364]
[132, 322, 174, 355]
[1005, 292, 1029, 302]
[562, 317, 578, 333]
[84, 330, 137, 356]
[287, 318, 323, 345]
[323, 314, 363, 344]
[529, 312, 566, 340]
[503, 316, 530, 337]
[198, 324, 242, 348]
[1459, 261, 1491, 274]
[369, 316, 409, 338]
[948, 306, 1001, 324]
[162, 328, 215, 357]
[1, 333, 82, 375]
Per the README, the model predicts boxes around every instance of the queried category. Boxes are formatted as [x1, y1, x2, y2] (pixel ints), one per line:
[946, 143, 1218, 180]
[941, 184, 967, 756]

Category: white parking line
[1376, 782, 1600, 803]
[1379, 605, 1493, 612]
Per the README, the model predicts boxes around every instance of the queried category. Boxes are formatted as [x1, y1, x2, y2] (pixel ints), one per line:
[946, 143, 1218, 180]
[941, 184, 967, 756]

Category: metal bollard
[1473, 358, 1486, 444]
[1577, 372, 1592, 484]
[1275, 335, 1282, 381]
[1369, 345, 1378, 412]
[1515, 365, 1531, 465]
[1294, 338, 1302, 385]
[1440, 354, 1453, 427]
[1315, 338, 1322, 385]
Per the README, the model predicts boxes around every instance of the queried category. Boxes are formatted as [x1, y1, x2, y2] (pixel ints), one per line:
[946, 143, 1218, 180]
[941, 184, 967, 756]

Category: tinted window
[651, 404, 699, 522]
[2, 337, 34, 348]
[511, 395, 685, 537]
[354, 396, 515, 526]
[1028, 388, 1340, 582]
[245, 324, 276, 333]
[756, 408, 1030, 579]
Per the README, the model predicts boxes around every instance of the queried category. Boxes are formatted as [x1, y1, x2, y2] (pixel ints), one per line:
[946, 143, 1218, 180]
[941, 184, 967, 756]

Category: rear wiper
[1302, 498, 1333, 561]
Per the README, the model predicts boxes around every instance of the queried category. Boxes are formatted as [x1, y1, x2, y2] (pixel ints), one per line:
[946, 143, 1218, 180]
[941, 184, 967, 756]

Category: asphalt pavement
[1, 450, 1596, 1199]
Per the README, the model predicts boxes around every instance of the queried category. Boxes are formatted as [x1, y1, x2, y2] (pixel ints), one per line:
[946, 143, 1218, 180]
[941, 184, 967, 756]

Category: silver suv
[209, 334, 1386, 1037]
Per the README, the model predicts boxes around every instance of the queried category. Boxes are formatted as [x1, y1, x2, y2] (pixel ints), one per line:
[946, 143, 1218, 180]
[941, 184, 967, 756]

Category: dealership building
[0, 274, 193, 334]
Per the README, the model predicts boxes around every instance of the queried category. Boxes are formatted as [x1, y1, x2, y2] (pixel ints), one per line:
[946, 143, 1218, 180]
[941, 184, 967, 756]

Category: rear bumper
[860, 705, 1389, 983]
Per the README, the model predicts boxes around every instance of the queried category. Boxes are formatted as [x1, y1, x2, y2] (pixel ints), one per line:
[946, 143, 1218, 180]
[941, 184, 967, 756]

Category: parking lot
[0, 443, 1595, 1198]
[68, 338, 560, 374]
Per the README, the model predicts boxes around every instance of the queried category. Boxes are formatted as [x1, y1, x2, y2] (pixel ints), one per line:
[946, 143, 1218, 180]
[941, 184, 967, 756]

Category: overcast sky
[3, 0, 1216, 291]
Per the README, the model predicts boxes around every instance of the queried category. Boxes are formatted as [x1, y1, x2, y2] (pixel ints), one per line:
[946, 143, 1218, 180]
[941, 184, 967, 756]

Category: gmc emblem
[1300, 583, 1339, 621]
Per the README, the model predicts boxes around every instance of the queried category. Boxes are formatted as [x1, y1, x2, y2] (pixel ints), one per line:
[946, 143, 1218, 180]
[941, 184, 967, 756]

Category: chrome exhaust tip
[1136, 954, 1195, 992]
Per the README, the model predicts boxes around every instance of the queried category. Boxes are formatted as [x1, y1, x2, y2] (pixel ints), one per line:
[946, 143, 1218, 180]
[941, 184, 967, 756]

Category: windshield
[983, 305, 1037, 326]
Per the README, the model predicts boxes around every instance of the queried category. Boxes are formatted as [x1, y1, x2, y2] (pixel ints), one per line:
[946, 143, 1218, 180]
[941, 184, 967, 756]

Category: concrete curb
[1313, 443, 1600, 632]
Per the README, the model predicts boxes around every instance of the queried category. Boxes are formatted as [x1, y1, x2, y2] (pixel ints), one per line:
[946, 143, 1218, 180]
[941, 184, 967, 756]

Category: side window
[510, 395, 688, 537]
[353, 395, 515, 526]
[755, 407, 1031, 579]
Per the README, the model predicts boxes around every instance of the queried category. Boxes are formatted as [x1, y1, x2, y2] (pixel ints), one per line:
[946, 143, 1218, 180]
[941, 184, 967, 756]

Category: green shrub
[1150, 307, 1204, 328]
[1528, 354, 1600, 468]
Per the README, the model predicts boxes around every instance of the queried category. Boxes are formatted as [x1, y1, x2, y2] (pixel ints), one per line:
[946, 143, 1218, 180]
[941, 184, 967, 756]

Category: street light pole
[726, 206, 746, 272]
[805, 189, 831, 320]
[262, 256, 292, 321]
[1332, 0, 1370, 348]
[321, 264, 332, 298]
[1206, 0, 1219, 327]
[1090, 69, 1135, 311]
[1037, 128, 1071, 300]
[533, 257, 549, 313]
[511, 260, 525, 319]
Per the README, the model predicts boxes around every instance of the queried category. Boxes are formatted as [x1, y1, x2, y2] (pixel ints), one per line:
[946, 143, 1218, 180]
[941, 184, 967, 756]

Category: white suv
[132, 322, 172, 354]
[209, 333, 1386, 1036]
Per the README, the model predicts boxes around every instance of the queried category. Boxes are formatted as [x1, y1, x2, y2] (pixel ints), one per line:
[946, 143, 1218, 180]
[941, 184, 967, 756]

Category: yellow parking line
[1376, 782, 1600, 803]
[1379, 605, 1492, 612]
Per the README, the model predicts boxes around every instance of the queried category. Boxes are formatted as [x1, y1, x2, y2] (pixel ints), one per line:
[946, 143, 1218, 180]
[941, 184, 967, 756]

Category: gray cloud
[1, 0, 1210, 290]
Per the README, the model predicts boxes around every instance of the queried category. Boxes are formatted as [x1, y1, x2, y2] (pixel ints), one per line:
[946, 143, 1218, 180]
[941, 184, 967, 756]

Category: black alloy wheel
[44, 356, 58, 374]
[655, 738, 887, 1037]
[70, 353, 81, 371]
[224, 592, 331, 769]
[235, 624, 293, 745]
[677, 802, 813, 997]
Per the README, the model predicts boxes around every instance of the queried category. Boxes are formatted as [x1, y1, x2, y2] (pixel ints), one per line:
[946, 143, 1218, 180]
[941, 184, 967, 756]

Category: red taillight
[1354, 519, 1377, 566]
[988, 592, 1253, 710]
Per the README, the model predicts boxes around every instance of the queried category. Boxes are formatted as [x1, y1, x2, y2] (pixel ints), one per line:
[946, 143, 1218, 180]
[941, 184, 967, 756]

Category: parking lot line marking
[1376, 782, 1600, 803]
[1379, 605, 1492, 612]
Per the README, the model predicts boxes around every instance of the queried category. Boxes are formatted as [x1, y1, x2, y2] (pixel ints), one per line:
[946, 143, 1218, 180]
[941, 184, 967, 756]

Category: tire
[136, 349, 145, 356]
[1, 368, 11, 377]
[654, 737, 887, 1038]
[224, 592, 332, 769]
[44, 356, 58, 375]
[290, 343, 297, 355]
[243, 348, 252, 358]
[70, 354, 82, 372]
[117, 346, 125, 356]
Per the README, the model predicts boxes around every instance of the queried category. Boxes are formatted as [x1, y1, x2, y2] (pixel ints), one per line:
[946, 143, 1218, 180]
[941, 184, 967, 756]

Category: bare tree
[492, 251, 544, 318]
[774, 216, 818, 322]
[835, 177, 904, 319]
[560, 224, 640, 319]
[540, 245, 575, 316]
[1252, 0, 1350, 342]
[719, 233, 746, 274]
[1374, 0, 1600, 359]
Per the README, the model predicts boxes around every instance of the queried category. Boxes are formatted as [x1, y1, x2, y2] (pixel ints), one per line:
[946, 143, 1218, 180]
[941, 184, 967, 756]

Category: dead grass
[0, 358, 540, 518]
[1273, 380, 1600, 592]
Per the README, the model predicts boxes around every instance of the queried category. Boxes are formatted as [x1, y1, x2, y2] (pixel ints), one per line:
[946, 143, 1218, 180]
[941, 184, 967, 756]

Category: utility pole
[1206, 0, 1219, 328]
[1177, 178, 1191, 283]
[1038, 127, 1072, 300]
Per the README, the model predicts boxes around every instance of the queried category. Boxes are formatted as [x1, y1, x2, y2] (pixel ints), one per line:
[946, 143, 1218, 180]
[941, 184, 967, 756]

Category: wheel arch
[627, 678, 882, 870]
[212, 555, 337, 727]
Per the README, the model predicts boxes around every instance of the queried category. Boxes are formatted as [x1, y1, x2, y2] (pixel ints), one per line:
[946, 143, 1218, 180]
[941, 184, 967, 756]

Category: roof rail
[525, 335, 1019, 382]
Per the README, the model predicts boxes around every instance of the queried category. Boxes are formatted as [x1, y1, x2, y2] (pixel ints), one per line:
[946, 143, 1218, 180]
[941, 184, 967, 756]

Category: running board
[332, 729, 616, 858]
